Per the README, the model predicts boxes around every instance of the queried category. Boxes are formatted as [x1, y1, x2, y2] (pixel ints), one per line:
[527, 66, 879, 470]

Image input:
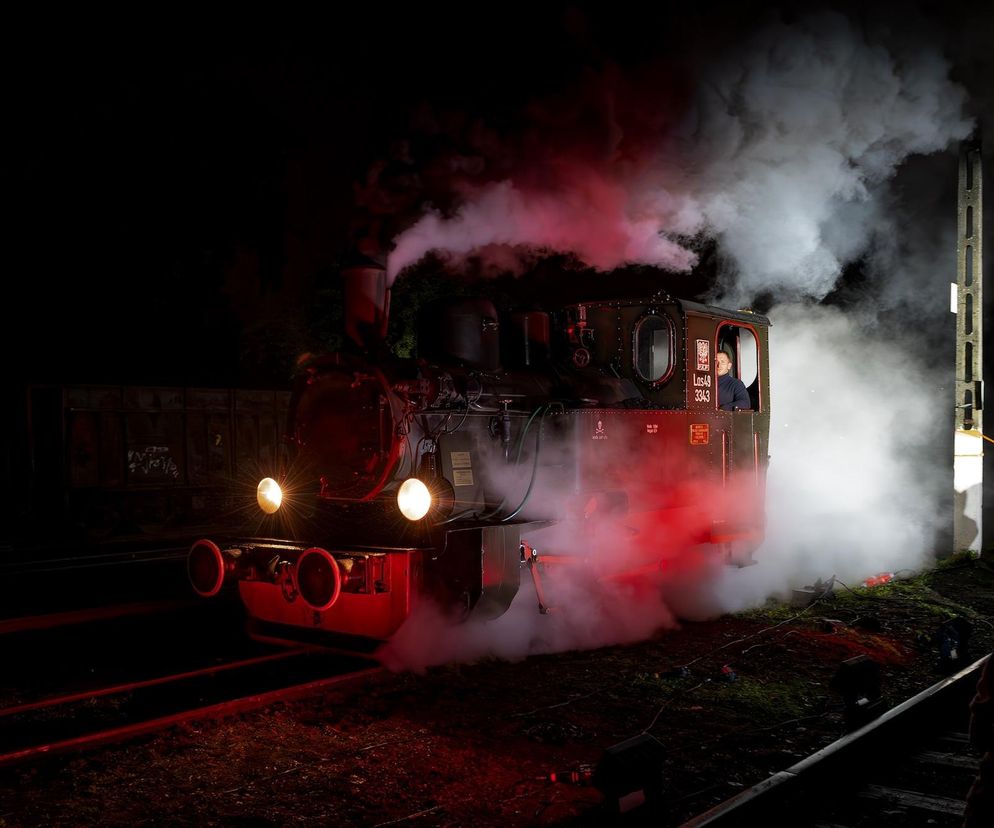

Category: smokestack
[343, 247, 390, 350]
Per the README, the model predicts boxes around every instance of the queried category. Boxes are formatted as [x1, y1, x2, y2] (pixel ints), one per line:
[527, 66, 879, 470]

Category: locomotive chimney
[343, 247, 390, 350]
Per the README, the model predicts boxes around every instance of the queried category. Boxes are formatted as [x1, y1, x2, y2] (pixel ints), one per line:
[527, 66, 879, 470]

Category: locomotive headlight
[397, 478, 432, 521]
[256, 477, 283, 514]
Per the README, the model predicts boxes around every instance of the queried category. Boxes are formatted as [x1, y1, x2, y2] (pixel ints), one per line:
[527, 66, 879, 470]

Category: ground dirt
[1, 555, 993, 827]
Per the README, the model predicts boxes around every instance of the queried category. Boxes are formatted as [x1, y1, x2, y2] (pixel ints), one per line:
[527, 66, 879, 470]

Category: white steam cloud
[387, 12, 971, 298]
[685, 12, 972, 302]
[379, 11, 973, 669]
[387, 176, 697, 283]
[707, 304, 947, 615]
[379, 573, 678, 673]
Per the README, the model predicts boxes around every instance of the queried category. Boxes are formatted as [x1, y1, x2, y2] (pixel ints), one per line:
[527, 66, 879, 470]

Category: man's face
[716, 352, 732, 377]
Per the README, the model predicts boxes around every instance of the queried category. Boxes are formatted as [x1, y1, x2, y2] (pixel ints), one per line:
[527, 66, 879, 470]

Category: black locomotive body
[188, 266, 771, 643]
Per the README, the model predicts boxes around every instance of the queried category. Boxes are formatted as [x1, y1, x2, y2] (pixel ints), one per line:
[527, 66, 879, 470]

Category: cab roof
[567, 296, 772, 328]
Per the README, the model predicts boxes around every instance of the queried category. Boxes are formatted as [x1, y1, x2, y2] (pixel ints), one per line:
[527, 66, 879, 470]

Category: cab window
[716, 324, 761, 411]
[634, 315, 672, 383]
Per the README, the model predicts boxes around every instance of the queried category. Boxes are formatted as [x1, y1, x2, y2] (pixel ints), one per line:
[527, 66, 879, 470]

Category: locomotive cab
[530, 296, 770, 570]
[554, 297, 769, 412]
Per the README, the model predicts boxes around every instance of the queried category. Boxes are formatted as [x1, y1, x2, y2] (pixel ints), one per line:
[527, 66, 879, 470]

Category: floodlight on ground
[592, 733, 666, 815]
[936, 617, 972, 673]
[830, 655, 884, 731]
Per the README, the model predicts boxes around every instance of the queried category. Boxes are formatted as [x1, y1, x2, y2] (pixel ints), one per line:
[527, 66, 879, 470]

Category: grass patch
[830, 576, 982, 622]
[739, 600, 811, 624]
[631, 672, 816, 720]
[739, 558, 991, 626]
[691, 676, 814, 719]
[934, 550, 979, 570]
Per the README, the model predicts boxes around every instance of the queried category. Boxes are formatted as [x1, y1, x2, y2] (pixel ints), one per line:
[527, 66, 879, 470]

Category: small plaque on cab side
[689, 423, 710, 445]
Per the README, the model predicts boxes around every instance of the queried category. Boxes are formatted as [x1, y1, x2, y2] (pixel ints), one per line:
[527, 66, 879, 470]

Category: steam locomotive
[187, 262, 771, 644]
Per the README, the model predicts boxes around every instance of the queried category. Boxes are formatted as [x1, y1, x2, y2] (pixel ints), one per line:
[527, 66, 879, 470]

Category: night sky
[2, 2, 989, 388]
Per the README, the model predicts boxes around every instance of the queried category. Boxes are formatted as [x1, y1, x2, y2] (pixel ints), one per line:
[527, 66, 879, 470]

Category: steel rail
[0, 647, 316, 718]
[0, 550, 190, 575]
[678, 654, 989, 827]
[0, 599, 199, 635]
[0, 665, 384, 769]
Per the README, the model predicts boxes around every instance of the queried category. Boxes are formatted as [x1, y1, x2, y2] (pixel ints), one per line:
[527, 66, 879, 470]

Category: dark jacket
[718, 374, 751, 411]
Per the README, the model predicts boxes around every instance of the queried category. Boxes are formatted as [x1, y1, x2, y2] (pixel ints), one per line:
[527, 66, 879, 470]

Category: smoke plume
[704, 303, 949, 616]
[686, 12, 972, 304]
[387, 176, 697, 282]
[378, 9, 975, 669]
[385, 12, 971, 298]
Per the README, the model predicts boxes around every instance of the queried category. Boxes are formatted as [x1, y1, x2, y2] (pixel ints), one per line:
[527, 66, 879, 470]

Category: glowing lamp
[397, 478, 432, 521]
[256, 477, 283, 514]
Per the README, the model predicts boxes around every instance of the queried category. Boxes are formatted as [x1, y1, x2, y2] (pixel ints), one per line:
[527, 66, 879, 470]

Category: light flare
[397, 478, 432, 521]
[256, 477, 283, 514]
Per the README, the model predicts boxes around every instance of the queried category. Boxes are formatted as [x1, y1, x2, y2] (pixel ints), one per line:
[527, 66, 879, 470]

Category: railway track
[0, 598, 202, 636]
[0, 594, 384, 769]
[0, 531, 240, 620]
[0, 647, 382, 768]
[678, 655, 988, 827]
[0, 544, 194, 621]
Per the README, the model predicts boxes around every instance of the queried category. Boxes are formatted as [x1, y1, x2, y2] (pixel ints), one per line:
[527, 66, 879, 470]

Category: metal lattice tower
[953, 142, 983, 552]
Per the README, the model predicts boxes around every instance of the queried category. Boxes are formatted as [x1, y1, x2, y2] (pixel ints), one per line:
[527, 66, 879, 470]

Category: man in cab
[716, 351, 751, 411]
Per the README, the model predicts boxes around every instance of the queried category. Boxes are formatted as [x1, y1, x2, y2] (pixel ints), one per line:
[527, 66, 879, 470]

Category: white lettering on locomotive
[696, 339, 710, 372]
